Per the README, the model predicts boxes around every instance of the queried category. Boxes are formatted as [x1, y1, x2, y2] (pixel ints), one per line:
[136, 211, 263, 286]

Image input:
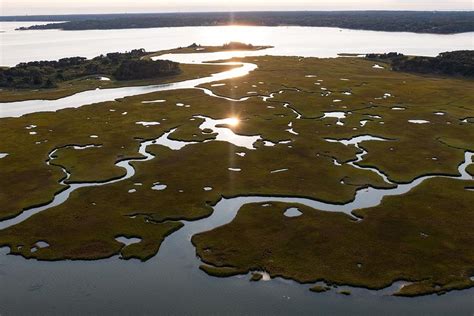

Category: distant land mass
[2, 11, 474, 34]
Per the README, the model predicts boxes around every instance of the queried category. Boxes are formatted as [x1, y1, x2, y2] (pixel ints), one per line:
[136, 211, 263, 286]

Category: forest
[0, 49, 180, 89]
[366, 51, 474, 77]
[10, 11, 474, 34]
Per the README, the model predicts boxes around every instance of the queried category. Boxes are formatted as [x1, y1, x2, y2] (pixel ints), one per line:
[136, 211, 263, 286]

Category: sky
[1, 0, 472, 16]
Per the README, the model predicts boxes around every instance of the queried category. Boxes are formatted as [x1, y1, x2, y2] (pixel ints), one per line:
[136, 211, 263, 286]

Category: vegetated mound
[222, 42, 256, 50]
[367, 50, 474, 77]
[0, 49, 180, 89]
[186, 42, 259, 51]
[114, 59, 180, 80]
[187, 42, 262, 50]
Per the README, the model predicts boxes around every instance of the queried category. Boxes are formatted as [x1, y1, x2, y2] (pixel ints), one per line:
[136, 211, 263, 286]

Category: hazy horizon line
[2, 9, 473, 18]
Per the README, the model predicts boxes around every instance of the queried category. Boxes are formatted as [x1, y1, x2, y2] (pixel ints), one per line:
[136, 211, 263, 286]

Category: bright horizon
[1, 0, 473, 16]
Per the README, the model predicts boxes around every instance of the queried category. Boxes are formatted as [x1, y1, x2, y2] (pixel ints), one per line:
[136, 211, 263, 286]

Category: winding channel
[0, 61, 256, 118]
[0, 138, 156, 230]
[0, 51, 473, 296]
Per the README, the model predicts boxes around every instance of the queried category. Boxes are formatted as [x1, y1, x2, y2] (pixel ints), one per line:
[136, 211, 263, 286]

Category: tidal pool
[196, 115, 261, 150]
[115, 236, 142, 246]
[141, 99, 167, 104]
[136, 121, 161, 127]
[408, 120, 430, 124]
[151, 182, 167, 191]
[322, 112, 348, 126]
[284, 207, 303, 218]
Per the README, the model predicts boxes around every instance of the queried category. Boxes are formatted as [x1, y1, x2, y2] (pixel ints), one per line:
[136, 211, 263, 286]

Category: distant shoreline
[2, 11, 473, 34]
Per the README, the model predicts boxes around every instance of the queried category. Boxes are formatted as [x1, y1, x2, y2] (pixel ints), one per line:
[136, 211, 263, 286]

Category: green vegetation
[0, 95, 392, 259]
[250, 273, 263, 282]
[367, 51, 474, 78]
[222, 42, 257, 50]
[183, 42, 259, 52]
[0, 51, 472, 297]
[114, 59, 179, 80]
[200, 55, 474, 183]
[310, 285, 330, 293]
[0, 49, 179, 89]
[468, 165, 474, 177]
[13, 11, 474, 34]
[338, 290, 352, 296]
[192, 177, 474, 297]
[0, 63, 239, 102]
[144, 43, 272, 60]
[0, 43, 268, 102]
[199, 265, 241, 278]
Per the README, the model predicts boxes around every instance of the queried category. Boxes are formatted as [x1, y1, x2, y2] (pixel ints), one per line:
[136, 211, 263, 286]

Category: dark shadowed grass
[192, 178, 474, 296]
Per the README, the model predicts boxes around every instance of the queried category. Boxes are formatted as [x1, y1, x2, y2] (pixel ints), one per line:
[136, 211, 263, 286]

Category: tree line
[367, 51, 474, 78]
[14, 11, 474, 34]
[0, 49, 181, 89]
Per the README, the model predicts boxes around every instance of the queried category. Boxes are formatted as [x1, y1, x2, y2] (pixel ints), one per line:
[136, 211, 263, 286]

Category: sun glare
[212, 25, 261, 46]
[226, 117, 240, 127]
